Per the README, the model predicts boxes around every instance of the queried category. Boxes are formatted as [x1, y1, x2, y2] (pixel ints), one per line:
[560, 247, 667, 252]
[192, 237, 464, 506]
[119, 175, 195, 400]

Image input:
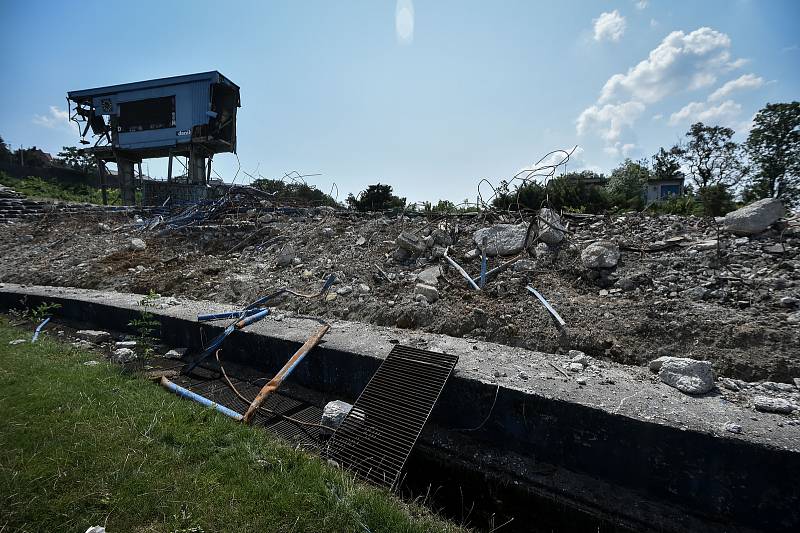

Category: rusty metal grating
[323, 345, 458, 489]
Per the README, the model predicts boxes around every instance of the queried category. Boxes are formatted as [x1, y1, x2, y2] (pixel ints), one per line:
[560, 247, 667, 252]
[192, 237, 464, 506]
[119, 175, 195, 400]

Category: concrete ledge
[1, 283, 797, 532]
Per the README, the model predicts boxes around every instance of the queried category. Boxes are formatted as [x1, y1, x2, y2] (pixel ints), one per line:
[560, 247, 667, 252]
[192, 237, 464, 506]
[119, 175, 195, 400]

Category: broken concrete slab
[753, 395, 796, 414]
[417, 265, 442, 286]
[75, 330, 111, 343]
[414, 283, 439, 303]
[657, 358, 715, 395]
[723, 197, 784, 236]
[473, 223, 530, 256]
[537, 208, 566, 245]
[396, 232, 427, 256]
[581, 240, 620, 269]
[111, 347, 136, 364]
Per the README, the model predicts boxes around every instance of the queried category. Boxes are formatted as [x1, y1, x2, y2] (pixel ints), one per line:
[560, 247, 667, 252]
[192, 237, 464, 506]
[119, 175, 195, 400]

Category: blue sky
[1, 0, 798, 203]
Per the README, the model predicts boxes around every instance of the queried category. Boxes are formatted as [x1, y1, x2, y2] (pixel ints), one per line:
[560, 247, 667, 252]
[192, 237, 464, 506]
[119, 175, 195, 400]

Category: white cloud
[782, 44, 799, 53]
[33, 106, 69, 129]
[604, 142, 637, 157]
[668, 99, 742, 126]
[650, 18, 659, 28]
[599, 27, 737, 105]
[593, 10, 626, 42]
[636, 1, 649, 10]
[395, 0, 414, 45]
[652, 113, 663, 120]
[577, 101, 645, 142]
[708, 73, 764, 101]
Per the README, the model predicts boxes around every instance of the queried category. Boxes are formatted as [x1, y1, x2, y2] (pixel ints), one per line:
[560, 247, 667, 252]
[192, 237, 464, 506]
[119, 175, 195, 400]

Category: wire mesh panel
[323, 345, 458, 489]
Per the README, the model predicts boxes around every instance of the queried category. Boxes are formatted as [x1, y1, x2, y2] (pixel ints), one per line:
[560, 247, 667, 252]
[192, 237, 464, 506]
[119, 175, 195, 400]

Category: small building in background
[645, 174, 685, 203]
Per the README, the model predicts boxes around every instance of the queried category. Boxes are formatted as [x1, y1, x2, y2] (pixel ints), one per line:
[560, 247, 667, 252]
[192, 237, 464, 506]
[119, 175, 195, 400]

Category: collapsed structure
[67, 71, 240, 205]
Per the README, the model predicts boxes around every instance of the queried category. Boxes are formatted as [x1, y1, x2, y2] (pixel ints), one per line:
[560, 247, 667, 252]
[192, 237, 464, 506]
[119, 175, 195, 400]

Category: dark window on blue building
[660, 184, 680, 198]
[118, 96, 176, 132]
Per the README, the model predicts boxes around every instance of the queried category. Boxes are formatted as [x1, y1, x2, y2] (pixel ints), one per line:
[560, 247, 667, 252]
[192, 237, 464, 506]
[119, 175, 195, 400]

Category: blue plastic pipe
[185, 308, 270, 373]
[197, 307, 266, 322]
[31, 317, 50, 343]
[160, 377, 242, 420]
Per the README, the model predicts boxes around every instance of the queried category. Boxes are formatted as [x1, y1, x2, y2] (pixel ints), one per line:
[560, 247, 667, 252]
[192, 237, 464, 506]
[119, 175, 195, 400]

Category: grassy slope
[0, 320, 462, 533]
[0, 173, 121, 205]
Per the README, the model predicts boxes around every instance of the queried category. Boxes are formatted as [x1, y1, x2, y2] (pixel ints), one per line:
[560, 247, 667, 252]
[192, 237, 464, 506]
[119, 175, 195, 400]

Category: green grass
[0, 320, 463, 533]
[0, 172, 122, 205]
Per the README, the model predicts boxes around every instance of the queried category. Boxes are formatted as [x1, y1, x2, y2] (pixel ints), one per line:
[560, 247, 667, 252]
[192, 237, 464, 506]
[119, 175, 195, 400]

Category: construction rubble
[1, 187, 799, 414]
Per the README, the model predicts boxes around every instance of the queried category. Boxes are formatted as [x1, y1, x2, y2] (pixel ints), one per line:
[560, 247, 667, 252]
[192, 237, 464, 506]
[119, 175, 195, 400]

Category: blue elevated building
[67, 71, 241, 205]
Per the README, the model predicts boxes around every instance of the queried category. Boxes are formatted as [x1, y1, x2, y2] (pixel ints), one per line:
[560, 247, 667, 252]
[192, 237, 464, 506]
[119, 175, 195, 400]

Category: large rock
[396, 232, 427, 256]
[723, 198, 784, 236]
[415, 283, 439, 303]
[657, 357, 714, 395]
[321, 400, 353, 434]
[76, 330, 112, 343]
[753, 396, 796, 414]
[417, 265, 441, 286]
[537, 208, 566, 245]
[130, 238, 146, 251]
[275, 244, 295, 267]
[111, 347, 137, 364]
[473, 223, 530, 256]
[581, 240, 620, 269]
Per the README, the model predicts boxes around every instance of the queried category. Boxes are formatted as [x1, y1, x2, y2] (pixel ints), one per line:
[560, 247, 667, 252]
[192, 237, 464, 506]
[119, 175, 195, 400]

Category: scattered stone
[75, 330, 111, 343]
[576, 377, 587, 386]
[115, 340, 137, 348]
[723, 198, 784, 236]
[569, 350, 591, 365]
[356, 235, 367, 246]
[536, 208, 566, 245]
[779, 296, 799, 308]
[111, 347, 137, 364]
[518, 371, 529, 380]
[763, 243, 786, 254]
[463, 248, 479, 261]
[358, 283, 371, 293]
[320, 227, 334, 238]
[276, 244, 295, 267]
[581, 240, 620, 269]
[761, 381, 797, 393]
[98, 223, 111, 231]
[325, 292, 338, 302]
[336, 285, 353, 296]
[657, 358, 715, 395]
[396, 232, 427, 256]
[724, 422, 743, 434]
[164, 348, 188, 359]
[130, 238, 146, 251]
[9, 339, 26, 345]
[473, 223, 530, 256]
[616, 277, 636, 291]
[568, 362, 584, 372]
[417, 265, 441, 286]
[83, 360, 100, 366]
[512, 259, 536, 272]
[415, 283, 439, 303]
[686, 286, 707, 301]
[753, 396, 796, 414]
[321, 400, 353, 434]
[720, 377, 742, 391]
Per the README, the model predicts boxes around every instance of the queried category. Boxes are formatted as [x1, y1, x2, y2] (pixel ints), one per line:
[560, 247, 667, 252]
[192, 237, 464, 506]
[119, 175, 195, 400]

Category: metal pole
[96, 157, 108, 205]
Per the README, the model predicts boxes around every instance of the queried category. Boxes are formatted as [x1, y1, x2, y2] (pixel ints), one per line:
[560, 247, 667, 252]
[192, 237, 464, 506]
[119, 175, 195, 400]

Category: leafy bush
[250, 178, 339, 207]
[346, 183, 406, 211]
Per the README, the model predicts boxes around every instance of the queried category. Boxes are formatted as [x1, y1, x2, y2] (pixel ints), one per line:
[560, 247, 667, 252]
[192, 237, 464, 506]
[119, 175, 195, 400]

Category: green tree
[674, 122, 744, 215]
[606, 159, 651, 210]
[742, 102, 800, 207]
[652, 147, 682, 181]
[0, 136, 12, 163]
[676, 122, 744, 191]
[55, 146, 97, 173]
[346, 183, 406, 211]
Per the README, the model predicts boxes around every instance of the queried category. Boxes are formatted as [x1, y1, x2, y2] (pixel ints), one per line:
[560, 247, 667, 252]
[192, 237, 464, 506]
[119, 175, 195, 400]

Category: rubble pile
[1, 197, 798, 387]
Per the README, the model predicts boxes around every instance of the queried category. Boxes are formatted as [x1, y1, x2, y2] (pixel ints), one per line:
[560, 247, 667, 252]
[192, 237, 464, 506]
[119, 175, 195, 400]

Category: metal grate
[323, 345, 458, 489]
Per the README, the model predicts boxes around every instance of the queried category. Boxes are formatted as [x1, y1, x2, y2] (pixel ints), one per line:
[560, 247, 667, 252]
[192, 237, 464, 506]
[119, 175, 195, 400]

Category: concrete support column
[188, 145, 206, 185]
[117, 156, 136, 206]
